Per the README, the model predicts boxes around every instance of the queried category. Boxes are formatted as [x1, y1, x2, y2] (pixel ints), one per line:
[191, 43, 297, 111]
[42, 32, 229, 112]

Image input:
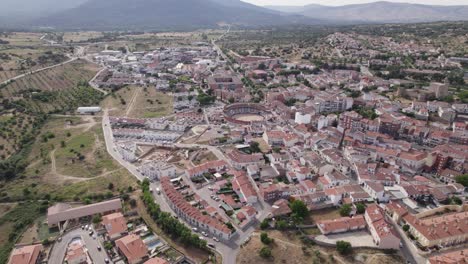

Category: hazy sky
[244, 0, 468, 6]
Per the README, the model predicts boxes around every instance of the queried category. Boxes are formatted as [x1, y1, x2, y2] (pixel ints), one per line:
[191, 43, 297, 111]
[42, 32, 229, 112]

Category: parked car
[105, 258, 110, 263]
[202, 231, 208, 237]
[208, 243, 216, 249]
[213, 237, 220, 242]
[89, 231, 94, 236]
[97, 246, 101, 251]
[192, 227, 198, 232]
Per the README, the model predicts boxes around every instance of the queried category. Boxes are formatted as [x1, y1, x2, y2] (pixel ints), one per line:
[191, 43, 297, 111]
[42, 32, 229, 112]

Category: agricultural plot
[63, 32, 104, 43]
[0, 71, 20, 83]
[0, 43, 69, 73]
[0, 60, 102, 113]
[0, 32, 43, 46]
[0, 112, 40, 159]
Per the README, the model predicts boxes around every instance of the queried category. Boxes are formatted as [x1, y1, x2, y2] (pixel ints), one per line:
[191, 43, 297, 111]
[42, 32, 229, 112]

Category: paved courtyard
[315, 231, 377, 247]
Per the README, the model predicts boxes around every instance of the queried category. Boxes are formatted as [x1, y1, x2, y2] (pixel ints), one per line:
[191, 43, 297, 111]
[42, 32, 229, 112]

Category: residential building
[8, 244, 43, 264]
[116, 234, 148, 264]
[365, 204, 400, 249]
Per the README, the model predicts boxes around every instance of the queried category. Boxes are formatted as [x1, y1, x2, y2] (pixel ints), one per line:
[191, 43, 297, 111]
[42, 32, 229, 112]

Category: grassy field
[63, 32, 104, 43]
[101, 86, 173, 118]
[129, 87, 173, 118]
[0, 116, 138, 202]
[0, 32, 43, 46]
[0, 59, 101, 159]
[237, 230, 403, 264]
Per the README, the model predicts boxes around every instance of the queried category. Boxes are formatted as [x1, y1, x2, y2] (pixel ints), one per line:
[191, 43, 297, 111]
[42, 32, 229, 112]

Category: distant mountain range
[29, 0, 318, 31]
[1, 0, 468, 30]
[266, 1, 468, 24]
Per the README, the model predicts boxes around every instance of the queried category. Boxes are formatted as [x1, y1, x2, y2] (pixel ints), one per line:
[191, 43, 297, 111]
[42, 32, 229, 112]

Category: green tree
[339, 204, 352, 217]
[355, 203, 366, 214]
[259, 246, 272, 258]
[92, 214, 102, 224]
[403, 225, 410, 232]
[249, 141, 261, 153]
[336, 240, 352, 255]
[455, 174, 468, 187]
[290, 200, 309, 219]
[276, 220, 287, 230]
[260, 219, 269, 230]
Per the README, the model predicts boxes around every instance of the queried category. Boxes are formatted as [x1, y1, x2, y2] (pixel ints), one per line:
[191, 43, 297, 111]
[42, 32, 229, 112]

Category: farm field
[63, 32, 104, 43]
[0, 112, 42, 159]
[0, 32, 44, 46]
[0, 60, 102, 113]
[0, 71, 20, 83]
[0, 202, 42, 264]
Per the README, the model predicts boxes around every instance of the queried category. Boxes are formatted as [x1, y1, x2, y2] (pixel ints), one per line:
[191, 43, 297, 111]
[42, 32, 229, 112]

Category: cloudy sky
[244, 0, 467, 6]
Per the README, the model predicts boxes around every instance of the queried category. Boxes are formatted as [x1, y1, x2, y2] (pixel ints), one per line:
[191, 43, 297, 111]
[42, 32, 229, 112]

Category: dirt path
[125, 87, 140, 117]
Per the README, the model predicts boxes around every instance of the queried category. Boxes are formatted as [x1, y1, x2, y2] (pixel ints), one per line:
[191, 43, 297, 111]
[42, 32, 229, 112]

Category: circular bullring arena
[223, 103, 269, 125]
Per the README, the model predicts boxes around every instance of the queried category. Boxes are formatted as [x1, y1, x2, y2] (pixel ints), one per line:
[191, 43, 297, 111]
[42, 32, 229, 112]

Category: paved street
[388, 217, 426, 264]
[48, 228, 110, 264]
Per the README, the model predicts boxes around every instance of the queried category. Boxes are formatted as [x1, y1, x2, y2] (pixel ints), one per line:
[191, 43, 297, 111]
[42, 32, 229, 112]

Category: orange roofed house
[8, 244, 43, 264]
[116, 234, 148, 264]
[317, 215, 366, 235]
[143, 257, 169, 264]
[365, 204, 400, 249]
[102, 212, 128, 240]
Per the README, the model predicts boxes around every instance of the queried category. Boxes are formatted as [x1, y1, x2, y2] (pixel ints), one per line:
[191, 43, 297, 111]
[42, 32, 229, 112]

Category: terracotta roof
[317, 215, 366, 234]
[161, 177, 231, 235]
[102, 212, 127, 237]
[403, 211, 468, 242]
[144, 257, 170, 264]
[186, 160, 228, 177]
[428, 249, 468, 264]
[366, 204, 399, 240]
[8, 245, 43, 264]
[116, 234, 148, 263]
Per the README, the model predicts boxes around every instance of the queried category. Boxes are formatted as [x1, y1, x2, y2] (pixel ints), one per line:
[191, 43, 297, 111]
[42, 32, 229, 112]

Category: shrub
[336, 240, 352, 255]
[259, 246, 272, 258]
[260, 219, 269, 230]
[339, 204, 352, 217]
[260, 232, 273, 245]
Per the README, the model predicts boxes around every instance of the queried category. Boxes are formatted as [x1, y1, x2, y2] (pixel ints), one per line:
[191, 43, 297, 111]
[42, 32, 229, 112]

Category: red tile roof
[116, 234, 147, 263]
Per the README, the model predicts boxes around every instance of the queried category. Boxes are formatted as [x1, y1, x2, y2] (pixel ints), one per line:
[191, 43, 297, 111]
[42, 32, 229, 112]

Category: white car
[213, 237, 220, 242]
[192, 227, 198, 232]
[202, 231, 208, 237]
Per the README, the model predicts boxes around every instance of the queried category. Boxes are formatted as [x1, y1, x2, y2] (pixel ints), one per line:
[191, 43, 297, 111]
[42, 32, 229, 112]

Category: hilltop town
[1, 22, 468, 264]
